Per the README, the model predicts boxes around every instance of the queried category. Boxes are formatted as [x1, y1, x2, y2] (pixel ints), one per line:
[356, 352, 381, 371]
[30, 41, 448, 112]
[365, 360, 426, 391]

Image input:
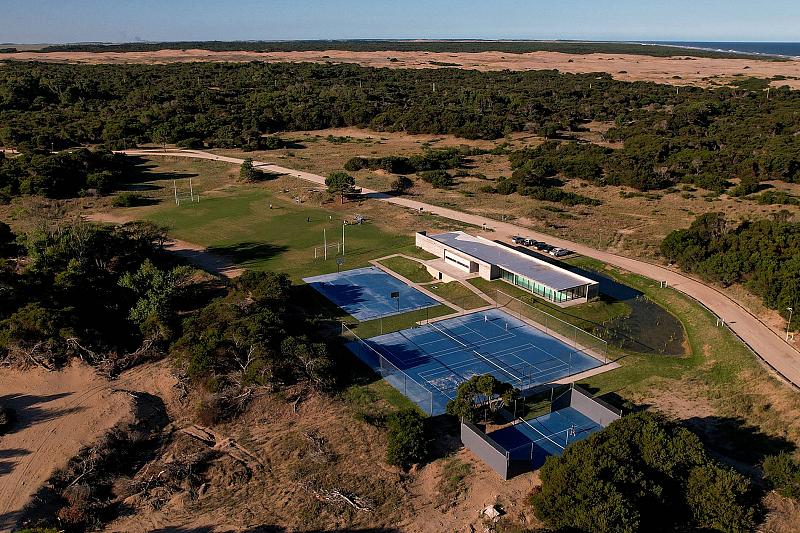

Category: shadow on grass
[685, 415, 796, 467]
[123, 156, 200, 184]
[207, 242, 289, 265]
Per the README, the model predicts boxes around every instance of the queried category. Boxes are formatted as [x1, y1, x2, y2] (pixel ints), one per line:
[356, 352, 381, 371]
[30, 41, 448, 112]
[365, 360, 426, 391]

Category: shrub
[530, 412, 758, 533]
[495, 178, 517, 195]
[419, 170, 454, 189]
[763, 453, 800, 499]
[390, 175, 413, 194]
[386, 408, 428, 468]
[111, 192, 145, 207]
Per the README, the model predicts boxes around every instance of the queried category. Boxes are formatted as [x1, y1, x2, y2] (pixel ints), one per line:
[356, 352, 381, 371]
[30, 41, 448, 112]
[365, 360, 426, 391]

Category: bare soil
[0, 361, 131, 529]
[5, 49, 800, 89]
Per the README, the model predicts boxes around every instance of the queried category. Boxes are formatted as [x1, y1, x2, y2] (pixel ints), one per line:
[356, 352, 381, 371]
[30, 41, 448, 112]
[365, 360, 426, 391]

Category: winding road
[118, 149, 800, 388]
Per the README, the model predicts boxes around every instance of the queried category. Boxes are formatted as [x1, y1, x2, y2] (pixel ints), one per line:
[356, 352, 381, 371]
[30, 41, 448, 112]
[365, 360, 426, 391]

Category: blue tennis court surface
[347, 308, 603, 414]
[489, 407, 602, 468]
[303, 266, 439, 321]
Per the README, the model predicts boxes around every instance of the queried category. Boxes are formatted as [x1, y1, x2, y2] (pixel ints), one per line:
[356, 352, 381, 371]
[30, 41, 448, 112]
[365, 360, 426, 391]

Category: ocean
[643, 41, 800, 59]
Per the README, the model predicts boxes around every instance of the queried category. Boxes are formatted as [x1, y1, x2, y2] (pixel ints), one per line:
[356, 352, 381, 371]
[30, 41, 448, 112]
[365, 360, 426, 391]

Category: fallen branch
[299, 482, 372, 512]
[180, 424, 263, 473]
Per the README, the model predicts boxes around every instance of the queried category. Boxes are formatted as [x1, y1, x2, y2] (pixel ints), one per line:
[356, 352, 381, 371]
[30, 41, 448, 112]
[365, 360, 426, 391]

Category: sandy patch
[4, 49, 800, 88]
[0, 361, 131, 528]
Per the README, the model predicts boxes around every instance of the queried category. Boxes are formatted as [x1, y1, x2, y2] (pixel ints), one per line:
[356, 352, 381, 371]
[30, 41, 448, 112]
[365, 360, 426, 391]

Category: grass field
[136, 186, 418, 279]
[378, 256, 435, 283]
[427, 282, 489, 311]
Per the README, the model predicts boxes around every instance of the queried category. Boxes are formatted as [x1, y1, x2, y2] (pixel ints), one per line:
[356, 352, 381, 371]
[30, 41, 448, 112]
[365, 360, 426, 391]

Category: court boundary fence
[460, 383, 622, 480]
[341, 322, 435, 415]
[493, 288, 609, 364]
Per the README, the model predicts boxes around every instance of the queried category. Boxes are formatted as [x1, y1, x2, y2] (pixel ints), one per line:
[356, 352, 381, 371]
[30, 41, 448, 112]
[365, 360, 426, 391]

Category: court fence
[341, 322, 436, 415]
[493, 288, 609, 364]
[460, 384, 622, 480]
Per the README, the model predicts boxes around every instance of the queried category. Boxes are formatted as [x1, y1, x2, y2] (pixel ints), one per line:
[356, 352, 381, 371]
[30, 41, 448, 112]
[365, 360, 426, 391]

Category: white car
[549, 248, 571, 257]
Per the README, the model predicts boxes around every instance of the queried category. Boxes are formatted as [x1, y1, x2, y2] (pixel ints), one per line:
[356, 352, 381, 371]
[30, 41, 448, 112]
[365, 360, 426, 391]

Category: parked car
[537, 243, 554, 252]
[523, 238, 539, 247]
[550, 248, 571, 257]
[511, 235, 526, 245]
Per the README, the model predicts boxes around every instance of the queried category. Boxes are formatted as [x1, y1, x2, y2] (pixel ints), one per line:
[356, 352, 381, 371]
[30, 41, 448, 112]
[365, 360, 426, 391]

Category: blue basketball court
[489, 407, 603, 467]
[303, 266, 439, 321]
[347, 308, 604, 414]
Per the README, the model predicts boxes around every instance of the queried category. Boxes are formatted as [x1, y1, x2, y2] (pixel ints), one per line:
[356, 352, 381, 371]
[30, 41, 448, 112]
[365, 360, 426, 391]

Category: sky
[2, 0, 799, 44]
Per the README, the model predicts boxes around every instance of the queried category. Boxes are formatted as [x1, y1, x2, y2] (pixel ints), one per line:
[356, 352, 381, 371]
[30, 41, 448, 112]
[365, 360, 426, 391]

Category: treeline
[0, 148, 126, 201]
[0, 221, 335, 391]
[344, 148, 468, 174]
[32, 40, 756, 59]
[2, 61, 800, 192]
[661, 213, 799, 319]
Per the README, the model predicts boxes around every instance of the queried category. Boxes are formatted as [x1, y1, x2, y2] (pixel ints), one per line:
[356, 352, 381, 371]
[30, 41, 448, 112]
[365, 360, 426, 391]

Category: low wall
[570, 386, 621, 427]
[461, 421, 511, 480]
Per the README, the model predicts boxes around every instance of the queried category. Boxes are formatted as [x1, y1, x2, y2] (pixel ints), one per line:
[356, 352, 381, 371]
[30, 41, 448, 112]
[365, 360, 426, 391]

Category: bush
[531, 412, 758, 533]
[495, 178, 517, 195]
[385, 408, 428, 468]
[111, 192, 146, 207]
[419, 170, 454, 189]
[390, 175, 413, 194]
[763, 453, 800, 499]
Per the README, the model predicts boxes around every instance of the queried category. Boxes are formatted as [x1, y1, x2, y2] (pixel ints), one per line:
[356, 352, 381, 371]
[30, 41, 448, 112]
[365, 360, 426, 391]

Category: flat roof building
[416, 231, 599, 307]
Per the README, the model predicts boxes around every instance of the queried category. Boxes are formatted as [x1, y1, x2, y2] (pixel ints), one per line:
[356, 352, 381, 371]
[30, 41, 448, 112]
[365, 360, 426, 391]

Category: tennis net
[428, 320, 523, 384]
[515, 417, 566, 453]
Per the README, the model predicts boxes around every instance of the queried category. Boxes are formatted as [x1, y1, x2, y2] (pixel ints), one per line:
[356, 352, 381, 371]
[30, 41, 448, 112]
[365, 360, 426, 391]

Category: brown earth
[0, 361, 131, 529]
[3, 48, 800, 88]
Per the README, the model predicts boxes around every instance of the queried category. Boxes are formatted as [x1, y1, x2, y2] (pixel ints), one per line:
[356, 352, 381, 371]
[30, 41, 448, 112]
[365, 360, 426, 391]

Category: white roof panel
[429, 232, 596, 291]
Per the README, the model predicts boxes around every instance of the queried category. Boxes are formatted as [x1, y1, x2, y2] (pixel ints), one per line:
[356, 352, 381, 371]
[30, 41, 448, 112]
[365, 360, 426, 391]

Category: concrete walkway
[119, 149, 800, 389]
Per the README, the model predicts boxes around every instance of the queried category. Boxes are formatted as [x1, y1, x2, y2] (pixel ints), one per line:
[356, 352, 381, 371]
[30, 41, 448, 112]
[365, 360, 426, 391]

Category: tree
[239, 158, 262, 182]
[530, 412, 757, 533]
[325, 171, 356, 204]
[386, 408, 428, 468]
[445, 374, 517, 422]
[118, 259, 193, 339]
[390, 176, 413, 194]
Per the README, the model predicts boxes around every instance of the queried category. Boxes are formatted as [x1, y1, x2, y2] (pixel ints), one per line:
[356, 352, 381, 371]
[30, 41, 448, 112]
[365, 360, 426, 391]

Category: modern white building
[416, 231, 599, 307]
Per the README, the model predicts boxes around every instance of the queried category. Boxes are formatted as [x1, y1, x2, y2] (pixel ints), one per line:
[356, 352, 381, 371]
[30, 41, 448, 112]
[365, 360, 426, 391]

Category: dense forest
[661, 213, 800, 320]
[1, 61, 798, 195]
[0, 220, 333, 387]
[0, 148, 126, 201]
[28, 40, 757, 59]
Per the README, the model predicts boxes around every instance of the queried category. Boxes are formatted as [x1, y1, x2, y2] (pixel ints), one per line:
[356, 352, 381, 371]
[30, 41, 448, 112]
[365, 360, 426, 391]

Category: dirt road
[118, 149, 800, 388]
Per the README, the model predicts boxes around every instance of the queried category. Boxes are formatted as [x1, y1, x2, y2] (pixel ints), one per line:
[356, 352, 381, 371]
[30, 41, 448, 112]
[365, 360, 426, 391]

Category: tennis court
[489, 407, 603, 467]
[304, 266, 439, 321]
[348, 308, 603, 414]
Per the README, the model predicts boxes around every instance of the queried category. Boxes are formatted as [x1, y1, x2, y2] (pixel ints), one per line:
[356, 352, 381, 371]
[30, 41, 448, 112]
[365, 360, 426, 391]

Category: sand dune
[4, 48, 800, 88]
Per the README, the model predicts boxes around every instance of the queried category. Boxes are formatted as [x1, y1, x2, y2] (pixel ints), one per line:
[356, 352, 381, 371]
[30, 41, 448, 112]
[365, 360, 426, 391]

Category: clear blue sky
[2, 0, 799, 44]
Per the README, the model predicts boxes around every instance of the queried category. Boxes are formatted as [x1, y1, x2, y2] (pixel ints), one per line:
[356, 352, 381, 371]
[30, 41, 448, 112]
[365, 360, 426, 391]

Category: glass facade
[499, 268, 587, 304]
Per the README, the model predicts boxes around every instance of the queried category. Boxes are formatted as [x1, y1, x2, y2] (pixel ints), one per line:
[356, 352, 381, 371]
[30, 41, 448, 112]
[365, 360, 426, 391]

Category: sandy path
[118, 149, 800, 390]
[0, 362, 130, 529]
[84, 212, 243, 278]
[5, 49, 800, 89]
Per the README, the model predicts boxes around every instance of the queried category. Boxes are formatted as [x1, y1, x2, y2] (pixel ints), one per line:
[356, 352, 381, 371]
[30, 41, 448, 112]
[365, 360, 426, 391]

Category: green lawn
[139, 186, 419, 280]
[378, 256, 435, 283]
[427, 282, 489, 310]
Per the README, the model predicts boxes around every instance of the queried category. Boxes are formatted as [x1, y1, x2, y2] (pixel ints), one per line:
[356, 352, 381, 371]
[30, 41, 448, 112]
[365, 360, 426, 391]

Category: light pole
[787, 307, 794, 341]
